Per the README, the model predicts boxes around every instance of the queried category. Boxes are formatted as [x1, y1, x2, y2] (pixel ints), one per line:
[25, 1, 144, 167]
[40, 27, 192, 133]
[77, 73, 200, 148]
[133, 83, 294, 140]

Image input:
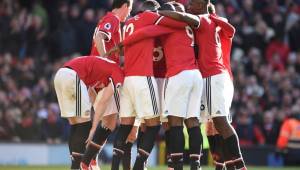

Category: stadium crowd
[0, 0, 300, 147]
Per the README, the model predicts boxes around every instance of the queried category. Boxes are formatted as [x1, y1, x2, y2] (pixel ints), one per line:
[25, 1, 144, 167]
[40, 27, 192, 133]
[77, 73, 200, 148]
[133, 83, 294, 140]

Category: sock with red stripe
[169, 126, 184, 170]
[111, 125, 133, 170]
[70, 121, 91, 169]
[188, 127, 202, 170]
[82, 124, 111, 166]
[122, 142, 133, 170]
[133, 125, 160, 170]
[224, 134, 245, 169]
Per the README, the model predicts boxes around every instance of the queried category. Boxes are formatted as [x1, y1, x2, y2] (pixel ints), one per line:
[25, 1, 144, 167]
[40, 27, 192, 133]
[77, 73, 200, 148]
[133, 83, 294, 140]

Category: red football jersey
[153, 39, 167, 78]
[64, 56, 124, 88]
[220, 29, 233, 80]
[161, 26, 198, 77]
[194, 14, 226, 78]
[123, 11, 186, 76]
[90, 12, 121, 63]
[210, 15, 236, 80]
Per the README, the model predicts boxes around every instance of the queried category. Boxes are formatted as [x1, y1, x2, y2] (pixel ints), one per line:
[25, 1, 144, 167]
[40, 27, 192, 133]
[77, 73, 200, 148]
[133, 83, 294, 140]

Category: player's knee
[144, 116, 160, 126]
[102, 114, 117, 131]
[68, 117, 91, 125]
[120, 117, 135, 125]
[162, 122, 169, 130]
[212, 116, 233, 137]
[168, 116, 184, 126]
[184, 117, 200, 128]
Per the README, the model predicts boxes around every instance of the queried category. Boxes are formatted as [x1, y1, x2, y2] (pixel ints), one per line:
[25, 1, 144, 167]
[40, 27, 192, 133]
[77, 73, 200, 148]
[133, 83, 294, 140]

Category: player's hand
[104, 43, 123, 57]
[207, 3, 215, 14]
[126, 126, 139, 143]
[85, 128, 96, 146]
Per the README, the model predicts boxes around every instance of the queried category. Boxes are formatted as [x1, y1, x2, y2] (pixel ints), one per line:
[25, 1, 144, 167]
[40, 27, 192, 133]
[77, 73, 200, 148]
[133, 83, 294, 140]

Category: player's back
[195, 14, 226, 78]
[123, 11, 161, 76]
[64, 56, 122, 87]
[162, 26, 197, 77]
[90, 12, 121, 63]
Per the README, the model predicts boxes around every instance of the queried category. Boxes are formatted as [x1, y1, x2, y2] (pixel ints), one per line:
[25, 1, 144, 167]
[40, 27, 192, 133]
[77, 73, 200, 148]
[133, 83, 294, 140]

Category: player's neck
[112, 9, 122, 20]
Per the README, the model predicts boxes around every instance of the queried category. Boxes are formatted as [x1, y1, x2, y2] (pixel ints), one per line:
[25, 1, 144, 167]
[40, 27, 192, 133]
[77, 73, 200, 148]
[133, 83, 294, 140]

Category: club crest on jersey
[153, 46, 163, 61]
[200, 104, 205, 111]
[104, 23, 111, 30]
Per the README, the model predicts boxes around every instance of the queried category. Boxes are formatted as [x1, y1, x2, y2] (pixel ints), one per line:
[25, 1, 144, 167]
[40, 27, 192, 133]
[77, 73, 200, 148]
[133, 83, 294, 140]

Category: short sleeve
[98, 16, 119, 41]
[110, 67, 124, 87]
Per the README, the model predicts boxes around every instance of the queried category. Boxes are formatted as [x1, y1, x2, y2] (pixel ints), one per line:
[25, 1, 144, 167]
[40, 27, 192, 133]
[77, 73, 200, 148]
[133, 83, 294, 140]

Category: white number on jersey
[123, 23, 134, 40]
[215, 30, 221, 46]
[185, 26, 195, 47]
[153, 46, 163, 61]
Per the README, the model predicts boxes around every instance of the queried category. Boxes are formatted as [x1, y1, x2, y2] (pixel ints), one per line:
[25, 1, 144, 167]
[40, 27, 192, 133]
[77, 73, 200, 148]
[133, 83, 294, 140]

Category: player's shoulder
[218, 16, 228, 23]
[142, 11, 159, 18]
[99, 12, 120, 25]
[198, 14, 210, 21]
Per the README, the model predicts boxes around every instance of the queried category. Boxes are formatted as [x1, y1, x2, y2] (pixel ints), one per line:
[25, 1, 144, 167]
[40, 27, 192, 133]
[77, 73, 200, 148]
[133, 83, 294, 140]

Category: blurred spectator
[261, 110, 281, 145]
[234, 112, 265, 146]
[41, 103, 63, 144]
[276, 103, 300, 165]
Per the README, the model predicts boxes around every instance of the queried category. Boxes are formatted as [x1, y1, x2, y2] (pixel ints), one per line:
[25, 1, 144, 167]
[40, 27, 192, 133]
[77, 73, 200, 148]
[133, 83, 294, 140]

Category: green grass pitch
[0, 165, 299, 170]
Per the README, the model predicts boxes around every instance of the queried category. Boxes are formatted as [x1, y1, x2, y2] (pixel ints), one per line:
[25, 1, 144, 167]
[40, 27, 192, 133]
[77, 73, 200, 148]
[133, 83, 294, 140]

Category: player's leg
[184, 118, 202, 170]
[54, 68, 92, 169]
[111, 117, 135, 170]
[206, 121, 225, 170]
[208, 73, 246, 170]
[81, 114, 116, 167]
[81, 86, 119, 168]
[133, 118, 161, 170]
[121, 120, 141, 170]
[184, 70, 203, 170]
[111, 78, 136, 170]
[133, 77, 161, 170]
[164, 71, 195, 170]
[168, 116, 184, 170]
[162, 121, 173, 169]
[69, 118, 92, 169]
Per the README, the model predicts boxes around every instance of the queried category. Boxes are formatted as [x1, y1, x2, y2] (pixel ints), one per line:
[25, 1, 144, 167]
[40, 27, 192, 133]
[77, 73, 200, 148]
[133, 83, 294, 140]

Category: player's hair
[112, 0, 132, 9]
[169, 1, 185, 12]
[195, 0, 209, 4]
[141, 0, 161, 12]
[159, 3, 176, 11]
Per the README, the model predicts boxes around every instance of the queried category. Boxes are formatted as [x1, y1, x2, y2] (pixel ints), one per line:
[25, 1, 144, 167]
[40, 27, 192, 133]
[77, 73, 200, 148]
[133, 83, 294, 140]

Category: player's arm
[123, 25, 174, 46]
[158, 11, 200, 28]
[209, 14, 235, 38]
[88, 83, 114, 141]
[105, 25, 174, 56]
[94, 32, 107, 55]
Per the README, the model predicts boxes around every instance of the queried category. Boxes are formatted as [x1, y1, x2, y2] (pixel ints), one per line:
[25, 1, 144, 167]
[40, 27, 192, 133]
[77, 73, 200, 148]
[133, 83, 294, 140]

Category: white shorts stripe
[110, 78, 120, 112]
[147, 77, 159, 115]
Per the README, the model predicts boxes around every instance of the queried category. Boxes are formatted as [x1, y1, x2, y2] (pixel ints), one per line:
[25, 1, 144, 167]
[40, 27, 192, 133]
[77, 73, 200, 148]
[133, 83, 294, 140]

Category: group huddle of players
[53, 0, 248, 170]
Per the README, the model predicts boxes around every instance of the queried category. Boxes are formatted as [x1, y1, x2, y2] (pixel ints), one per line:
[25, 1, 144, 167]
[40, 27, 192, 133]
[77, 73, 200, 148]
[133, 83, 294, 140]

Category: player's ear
[122, 3, 128, 9]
